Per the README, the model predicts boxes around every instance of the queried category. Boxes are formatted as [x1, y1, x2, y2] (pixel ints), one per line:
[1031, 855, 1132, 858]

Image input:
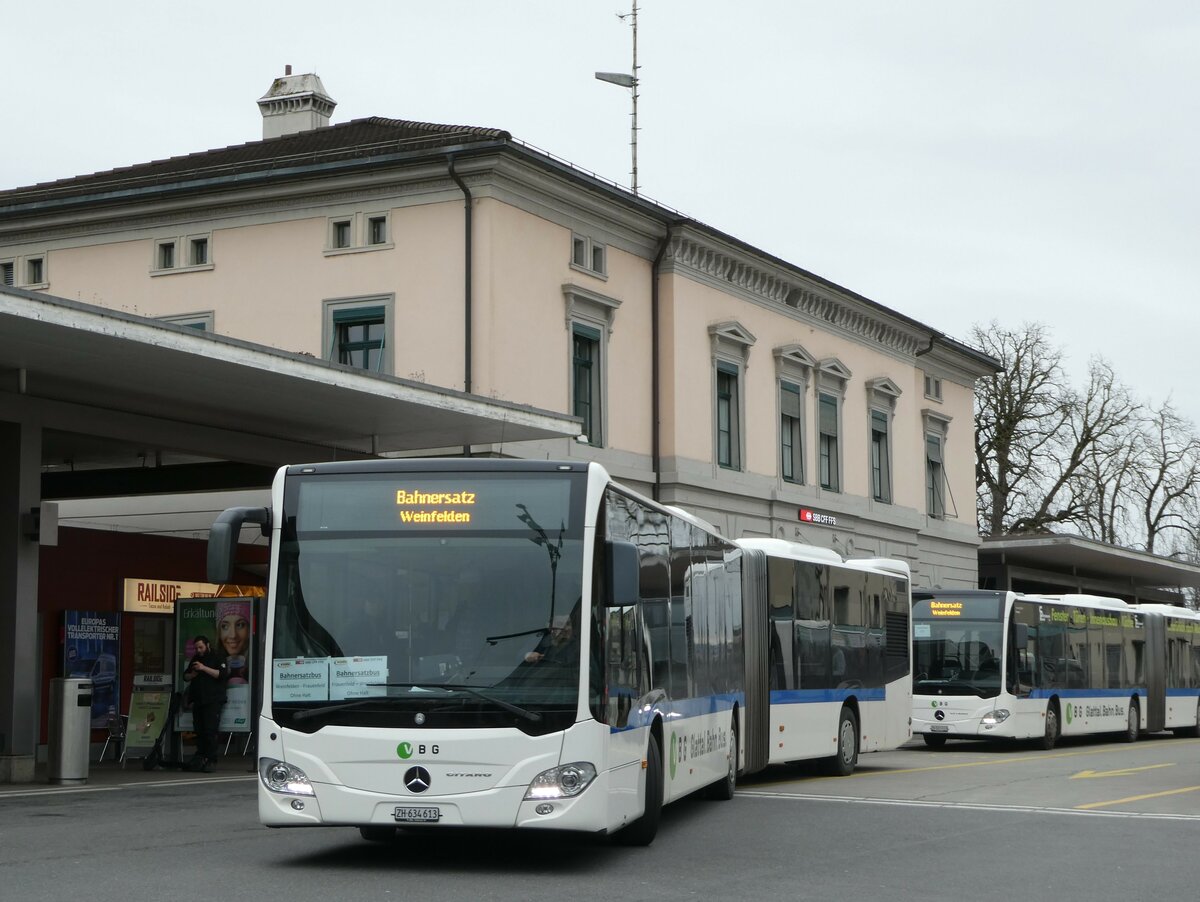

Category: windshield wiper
[292, 682, 542, 724]
[434, 683, 542, 723]
[291, 691, 419, 722]
[486, 627, 548, 645]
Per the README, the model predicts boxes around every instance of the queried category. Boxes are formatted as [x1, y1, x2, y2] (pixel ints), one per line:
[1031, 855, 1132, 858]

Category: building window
[570, 233, 607, 277]
[1, 261, 12, 286]
[190, 238, 209, 266]
[780, 381, 804, 483]
[368, 216, 387, 246]
[717, 363, 741, 470]
[332, 220, 352, 249]
[159, 311, 215, 332]
[562, 283, 619, 448]
[926, 434, 945, 518]
[924, 373, 943, 401]
[572, 324, 602, 445]
[27, 257, 45, 285]
[709, 321, 755, 473]
[332, 306, 386, 370]
[157, 242, 175, 270]
[871, 410, 891, 503]
[818, 392, 840, 491]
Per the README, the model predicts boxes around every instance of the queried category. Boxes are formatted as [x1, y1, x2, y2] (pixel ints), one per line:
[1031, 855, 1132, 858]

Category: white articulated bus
[207, 459, 770, 845]
[736, 539, 913, 774]
[912, 590, 1200, 749]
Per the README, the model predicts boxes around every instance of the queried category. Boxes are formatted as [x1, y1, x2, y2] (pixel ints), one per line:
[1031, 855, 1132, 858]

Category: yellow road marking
[1076, 785, 1200, 810]
[1070, 764, 1175, 779]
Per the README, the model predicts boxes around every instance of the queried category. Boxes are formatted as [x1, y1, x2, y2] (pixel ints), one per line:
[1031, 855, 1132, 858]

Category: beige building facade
[0, 73, 997, 588]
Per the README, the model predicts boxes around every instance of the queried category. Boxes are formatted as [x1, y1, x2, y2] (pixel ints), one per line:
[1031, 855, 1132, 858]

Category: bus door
[1144, 614, 1166, 732]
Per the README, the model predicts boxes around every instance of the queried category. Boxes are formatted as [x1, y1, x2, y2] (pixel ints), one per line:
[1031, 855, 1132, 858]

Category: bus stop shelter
[0, 286, 580, 782]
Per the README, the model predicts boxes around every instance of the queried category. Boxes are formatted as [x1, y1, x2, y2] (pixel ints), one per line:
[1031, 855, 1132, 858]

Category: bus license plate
[930, 725, 949, 732]
[393, 806, 440, 823]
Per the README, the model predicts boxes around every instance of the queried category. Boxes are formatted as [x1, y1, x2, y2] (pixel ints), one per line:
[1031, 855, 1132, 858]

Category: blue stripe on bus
[1027, 688, 1147, 700]
[770, 688, 887, 704]
[1166, 688, 1200, 698]
[609, 692, 744, 733]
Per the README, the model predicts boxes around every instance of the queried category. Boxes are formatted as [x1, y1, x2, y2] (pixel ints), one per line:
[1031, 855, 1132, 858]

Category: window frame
[923, 408, 953, 520]
[774, 344, 815, 487]
[780, 380, 805, 484]
[150, 232, 214, 275]
[322, 295, 396, 375]
[569, 232, 608, 279]
[815, 358, 851, 494]
[325, 212, 393, 255]
[709, 321, 755, 473]
[158, 311, 215, 332]
[572, 323, 603, 446]
[562, 283, 620, 449]
[865, 377, 901, 505]
[870, 409, 891, 504]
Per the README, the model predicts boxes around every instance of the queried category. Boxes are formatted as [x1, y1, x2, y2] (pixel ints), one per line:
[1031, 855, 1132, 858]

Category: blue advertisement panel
[63, 610, 121, 728]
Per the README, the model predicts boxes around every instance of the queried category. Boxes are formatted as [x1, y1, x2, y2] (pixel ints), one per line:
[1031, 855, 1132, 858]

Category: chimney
[257, 67, 336, 140]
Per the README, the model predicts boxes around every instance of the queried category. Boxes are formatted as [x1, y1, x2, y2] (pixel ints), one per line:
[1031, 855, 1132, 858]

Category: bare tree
[1131, 401, 1200, 554]
[973, 322, 1140, 536]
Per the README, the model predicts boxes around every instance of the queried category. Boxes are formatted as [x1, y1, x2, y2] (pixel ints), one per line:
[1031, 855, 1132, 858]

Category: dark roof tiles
[0, 117, 511, 203]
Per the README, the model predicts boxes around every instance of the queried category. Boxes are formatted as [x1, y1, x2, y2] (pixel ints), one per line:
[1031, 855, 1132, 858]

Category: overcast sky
[8, 2, 1198, 422]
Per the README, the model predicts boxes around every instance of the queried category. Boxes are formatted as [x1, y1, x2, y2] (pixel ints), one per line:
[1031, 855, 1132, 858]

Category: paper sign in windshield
[273, 658, 331, 701]
[330, 656, 389, 700]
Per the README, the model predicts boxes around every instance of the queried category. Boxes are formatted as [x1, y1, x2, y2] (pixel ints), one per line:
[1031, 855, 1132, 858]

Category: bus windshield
[270, 470, 586, 731]
[912, 597, 1004, 698]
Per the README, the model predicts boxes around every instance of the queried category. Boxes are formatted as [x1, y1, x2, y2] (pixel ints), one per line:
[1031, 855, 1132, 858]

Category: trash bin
[48, 677, 93, 784]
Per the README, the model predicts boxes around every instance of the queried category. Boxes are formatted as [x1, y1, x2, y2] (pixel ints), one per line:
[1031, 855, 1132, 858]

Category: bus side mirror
[208, 507, 271, 583]
[605, 539, 639, 607]
[1013, 623, 1028, 649]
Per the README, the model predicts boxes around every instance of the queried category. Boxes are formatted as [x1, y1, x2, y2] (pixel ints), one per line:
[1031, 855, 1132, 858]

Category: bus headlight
[524, 762, 597, 800]
[980, 709, 1011, 725]
[259, 757, 315, 796]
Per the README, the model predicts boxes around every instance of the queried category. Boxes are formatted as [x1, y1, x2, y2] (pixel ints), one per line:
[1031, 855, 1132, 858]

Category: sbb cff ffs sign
[799, 508, 837, 527]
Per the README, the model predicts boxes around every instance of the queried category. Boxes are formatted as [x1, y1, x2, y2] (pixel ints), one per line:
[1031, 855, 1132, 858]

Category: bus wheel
[922, 734, 947, 749]
[827, 707, 859, 776]
[1037, 702, 1060, 750]
[1123, 698, 1139, 743]
[703, 716, 738, 801]
[358, 826, 396, 842]
[615, 735, 663, 846]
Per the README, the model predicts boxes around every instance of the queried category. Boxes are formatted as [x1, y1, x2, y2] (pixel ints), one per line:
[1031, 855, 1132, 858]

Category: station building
[0, 71, 999, 781]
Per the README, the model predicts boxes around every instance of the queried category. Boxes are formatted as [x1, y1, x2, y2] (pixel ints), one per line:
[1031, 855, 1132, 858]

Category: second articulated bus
[912, 589, 1200, 749]
[738, 538, 912, 773]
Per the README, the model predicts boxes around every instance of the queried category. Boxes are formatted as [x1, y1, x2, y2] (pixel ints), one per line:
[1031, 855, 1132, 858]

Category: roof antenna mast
[595, 2, 640, 195]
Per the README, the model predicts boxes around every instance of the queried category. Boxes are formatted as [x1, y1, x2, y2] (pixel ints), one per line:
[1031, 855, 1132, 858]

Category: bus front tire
[615, 736, 663, 846]
[703, 717, 738, 801]
[1123, 698, 1139, 743]
[922, 733, 947, 749]
[1037, 702, 1060, 750]
[827, 707, 859, 776]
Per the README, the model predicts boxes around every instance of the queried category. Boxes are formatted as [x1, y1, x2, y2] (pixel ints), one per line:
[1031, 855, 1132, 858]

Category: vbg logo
[397, 742, 414, 759]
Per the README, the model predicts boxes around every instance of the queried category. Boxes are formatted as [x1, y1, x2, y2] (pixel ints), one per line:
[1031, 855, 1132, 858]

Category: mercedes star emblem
[405, 766, 432, 793]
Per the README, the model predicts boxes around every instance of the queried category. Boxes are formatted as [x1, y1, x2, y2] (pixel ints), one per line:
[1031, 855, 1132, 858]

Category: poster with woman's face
[174, 597, 256, 733]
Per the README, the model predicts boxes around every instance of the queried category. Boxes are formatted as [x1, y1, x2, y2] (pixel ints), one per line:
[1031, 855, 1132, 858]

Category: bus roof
[1024, 593, 1133, 612]
[736, 537, 844, 565]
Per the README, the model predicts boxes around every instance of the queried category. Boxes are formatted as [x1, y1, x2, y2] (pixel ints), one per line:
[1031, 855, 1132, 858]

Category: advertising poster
[63, 610, 121, 728]
[124, 678, 173, 759]
[175, 598, 255, 733]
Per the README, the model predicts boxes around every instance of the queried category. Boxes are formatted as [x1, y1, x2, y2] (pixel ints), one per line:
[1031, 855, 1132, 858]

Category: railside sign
[122, 578, 224, 614]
